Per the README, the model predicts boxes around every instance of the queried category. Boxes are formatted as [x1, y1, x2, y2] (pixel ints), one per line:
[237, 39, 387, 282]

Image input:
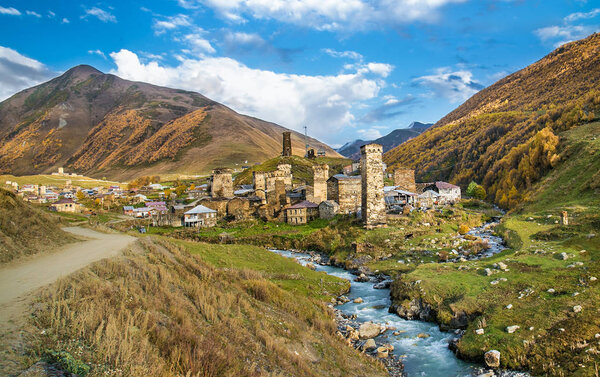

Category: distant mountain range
[337, 122, 433, 160]
[0, 65, 340, 180]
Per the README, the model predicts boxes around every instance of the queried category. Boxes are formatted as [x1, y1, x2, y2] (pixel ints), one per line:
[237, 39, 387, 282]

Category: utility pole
[304, 125, 309, 157]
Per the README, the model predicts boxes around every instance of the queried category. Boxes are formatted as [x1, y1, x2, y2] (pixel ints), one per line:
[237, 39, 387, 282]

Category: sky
[0, 1, 599, 147]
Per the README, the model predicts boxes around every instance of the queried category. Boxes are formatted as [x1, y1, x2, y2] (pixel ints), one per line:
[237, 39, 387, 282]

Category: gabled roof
[287, 200, 319, 209]
[54, 198, 75, 204]
[329, 174, 361, 181]
[185, 205, 217, 214]
[419, 190, 441, 197]
[433, 181, 460, 190]
[123, 206, 134, 210]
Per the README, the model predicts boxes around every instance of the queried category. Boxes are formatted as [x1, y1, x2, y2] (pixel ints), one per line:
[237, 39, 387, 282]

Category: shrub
[458, 224, 471, 235]
[45, 350, 90, 376]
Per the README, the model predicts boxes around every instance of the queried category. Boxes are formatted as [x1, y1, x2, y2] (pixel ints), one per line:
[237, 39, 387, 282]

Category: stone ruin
[361, 143, 387, 229]
[209, 168, 233, 198]
[393, 168, 416, 193]
[282, 131, 292, 157]
[312, 164, 329, 204]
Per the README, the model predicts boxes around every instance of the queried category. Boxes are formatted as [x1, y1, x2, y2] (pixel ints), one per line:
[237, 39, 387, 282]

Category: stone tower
[253, 171, 266, 200]
[393, 168, 416, 193]
[360, 144, 387, 229]
[210, 168, 233, 198]
[282, 132, 292, 157]
[312, 164, 329, 204]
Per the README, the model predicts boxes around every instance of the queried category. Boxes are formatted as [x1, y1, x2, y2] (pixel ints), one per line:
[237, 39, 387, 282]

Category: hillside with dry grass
[0, 189, 76, 263]
[384, 33, 600, 208]
[22, 237, 388, 377]
[0, 65, 339, 181]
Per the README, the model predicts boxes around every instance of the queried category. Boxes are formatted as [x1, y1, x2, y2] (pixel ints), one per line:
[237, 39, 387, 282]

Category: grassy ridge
[0, 189, 77, 263]
[25, 237, 387, 377]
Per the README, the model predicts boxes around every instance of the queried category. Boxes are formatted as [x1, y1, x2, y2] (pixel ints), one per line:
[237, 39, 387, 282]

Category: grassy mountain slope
[338, 122, 432, 160]
[234, 155, 351, 186]
[0, 65, 339, 181]
[384, 33, 600, 208]
[0, 189, 76, 263]
[23, 237, 387, 377]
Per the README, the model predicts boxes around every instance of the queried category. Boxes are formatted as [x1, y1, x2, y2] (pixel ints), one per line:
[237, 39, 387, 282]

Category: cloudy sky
[0, 1, 598, 147]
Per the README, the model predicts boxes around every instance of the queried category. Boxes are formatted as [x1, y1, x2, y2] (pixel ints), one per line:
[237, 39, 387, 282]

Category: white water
[271, 249, 477, 376]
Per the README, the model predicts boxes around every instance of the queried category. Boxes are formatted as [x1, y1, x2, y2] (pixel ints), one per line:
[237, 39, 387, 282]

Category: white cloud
[26, 10, 41, 18]
[61, 17, 69, 24]
[0, 46, 55, 101]
[82, 7, 116, 23]
[535, 8, 600, 47]
[0, 6, 20, 15]
[322, 48, 363, 60]
[88, 49, 107, 59]
[225, 31, 266, 46]
[109, 49, 386, 143]
[535, 24, 597, 47]
[189, 0, 466, 30]
[183, 34, 216, 54]
[564, 8, 600, 22]
[48, 10, 56, 18]
[414, 67, 483, 103]
[153, 14, 191, 34]
[357, 128, 383, 139]
[366, 62, 393, 77]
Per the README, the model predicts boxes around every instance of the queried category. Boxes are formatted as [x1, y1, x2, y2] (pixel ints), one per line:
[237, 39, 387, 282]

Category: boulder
[417, 333, 430, 339]
[353, 297, 364, 304]
[497, 262, 508, 270]
[505, 304, 513, 309]
[355, 273, 370, 282]
[376, 346, 389, 358]
[475, 328, 485, 335]
[359, 322, 381, 339]
[506, 325, 520, 334]
[484, 350, 501, 368]
[559, 252, 569, 260]
[362, 338, 377, 351]
[573, 305, 583, 313]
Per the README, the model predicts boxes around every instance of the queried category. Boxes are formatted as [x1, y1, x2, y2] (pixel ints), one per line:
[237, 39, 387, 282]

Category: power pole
[304, 125, 309, 157]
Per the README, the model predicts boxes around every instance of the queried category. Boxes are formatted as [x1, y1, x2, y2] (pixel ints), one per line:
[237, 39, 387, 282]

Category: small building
[184, 205, 218, 227]
[123, 206, 134, 216]
[385, 189, 417, 208]
[285, 200, 319, 225]
[49, 198, 81, 213]
[417, 190, 441, 208]
[133, 207, 151, 218]
[424, 181, 461, 204]
[319, 200, 339, 220]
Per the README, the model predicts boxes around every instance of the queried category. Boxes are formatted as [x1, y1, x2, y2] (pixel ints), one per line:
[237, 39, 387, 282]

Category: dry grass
[25, 237, 386, 377]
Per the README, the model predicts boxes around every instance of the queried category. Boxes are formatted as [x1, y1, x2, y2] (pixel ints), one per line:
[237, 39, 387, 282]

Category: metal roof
[185, 205, 217, 214]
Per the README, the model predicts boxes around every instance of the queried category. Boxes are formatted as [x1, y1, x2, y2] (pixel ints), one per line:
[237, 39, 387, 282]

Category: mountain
[0, 65, 340, 180]
[384, 33, 600, 208]
[337, 121, 433, 160]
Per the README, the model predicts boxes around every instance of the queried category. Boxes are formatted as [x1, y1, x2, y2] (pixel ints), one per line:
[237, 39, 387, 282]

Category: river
[270, 220, 524, 377]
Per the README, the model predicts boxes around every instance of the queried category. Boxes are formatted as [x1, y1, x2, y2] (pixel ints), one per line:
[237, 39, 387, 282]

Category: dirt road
[0, 227, 135, 374]
[0, 227, 135, 309]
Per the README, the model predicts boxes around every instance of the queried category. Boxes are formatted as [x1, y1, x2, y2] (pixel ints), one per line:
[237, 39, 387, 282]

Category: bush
[45, 350, 90, 376]
[458, 224, 471, 235]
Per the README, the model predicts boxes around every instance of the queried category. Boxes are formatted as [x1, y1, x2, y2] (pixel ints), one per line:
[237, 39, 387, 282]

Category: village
[2, 132, 462, 231]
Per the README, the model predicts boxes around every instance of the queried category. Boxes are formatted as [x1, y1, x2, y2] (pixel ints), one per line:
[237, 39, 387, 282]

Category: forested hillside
[384, 33, 600, 208]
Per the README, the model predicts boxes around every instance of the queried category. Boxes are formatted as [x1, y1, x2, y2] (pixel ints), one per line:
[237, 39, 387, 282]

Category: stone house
[424, 181, 461, 204]
[417, 190, 441, 208]
[49, 198, 81, 213]
[209, 168, 234, 198]
[327, 174, 361, 214]
[285, 200, 319, 225]
[184, 205, 218, 227]
[319, 200, 339, 220]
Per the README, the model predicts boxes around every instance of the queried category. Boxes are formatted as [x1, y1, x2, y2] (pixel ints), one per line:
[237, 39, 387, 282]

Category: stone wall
[253, 171, 266, 200]
[210, 168, 233, 198]
[327, 177, 361, 214]
[282, 132, 292, 156]
[361, 144, 387, 229]
[393, 168, 416, 193]
[312, 164, 329, 204]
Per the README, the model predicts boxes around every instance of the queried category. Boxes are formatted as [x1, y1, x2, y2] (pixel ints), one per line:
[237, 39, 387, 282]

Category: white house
[184, 205, 217, 227]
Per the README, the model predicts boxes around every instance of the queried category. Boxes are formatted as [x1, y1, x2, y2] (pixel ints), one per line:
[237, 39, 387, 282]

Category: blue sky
[0, 1, 599, 147]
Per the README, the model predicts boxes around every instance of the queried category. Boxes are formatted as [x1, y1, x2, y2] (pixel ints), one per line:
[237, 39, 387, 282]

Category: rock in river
[359, 322, 381, 339]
